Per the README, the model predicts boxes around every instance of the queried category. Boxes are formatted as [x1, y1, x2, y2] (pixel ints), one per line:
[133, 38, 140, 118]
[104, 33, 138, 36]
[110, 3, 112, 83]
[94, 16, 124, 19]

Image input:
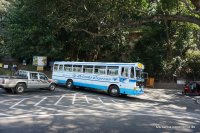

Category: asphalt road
[0, 86, 200, 133]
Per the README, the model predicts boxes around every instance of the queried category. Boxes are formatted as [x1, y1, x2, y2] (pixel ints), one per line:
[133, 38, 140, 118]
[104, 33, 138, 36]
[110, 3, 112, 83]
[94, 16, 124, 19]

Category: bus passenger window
[107, 66, 118, 76]
[83, 66, 93, 73]
[121, 67, 128, 77]
[131, 67, 135, 78]
[59, 65, 63, 71]
[94, 66, 106, 75]
[64, 65, 72, 72]
[73, 65, 82, 72]
[54, 64, 58, 71]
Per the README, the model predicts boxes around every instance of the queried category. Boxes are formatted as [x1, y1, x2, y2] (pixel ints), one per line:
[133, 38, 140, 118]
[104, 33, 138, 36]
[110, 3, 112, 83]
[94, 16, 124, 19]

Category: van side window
[30, 73, 38, 79]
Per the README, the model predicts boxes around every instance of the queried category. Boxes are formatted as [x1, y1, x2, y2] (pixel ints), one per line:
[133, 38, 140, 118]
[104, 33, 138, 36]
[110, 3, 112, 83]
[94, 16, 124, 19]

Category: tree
[5, 0, 200, 80]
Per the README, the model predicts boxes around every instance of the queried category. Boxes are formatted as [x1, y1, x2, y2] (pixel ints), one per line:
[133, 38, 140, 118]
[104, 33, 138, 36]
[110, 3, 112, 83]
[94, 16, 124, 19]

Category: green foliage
[0, 68, 12, 75]
[3, 0, 200, 81]
[183, 50, 200, 80]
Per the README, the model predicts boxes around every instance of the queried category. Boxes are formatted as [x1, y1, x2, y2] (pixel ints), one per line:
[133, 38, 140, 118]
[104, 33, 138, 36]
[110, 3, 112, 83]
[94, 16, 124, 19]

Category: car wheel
[66, 80, 74, 89]
[49, 83, 56, 91]
[109, 85, 119, 97]
[15, 83, 26, 94]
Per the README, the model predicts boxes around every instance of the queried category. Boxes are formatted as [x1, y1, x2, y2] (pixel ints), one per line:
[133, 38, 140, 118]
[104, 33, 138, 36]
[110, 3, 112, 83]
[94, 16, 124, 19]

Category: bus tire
[66, 79, 74, 89]
[108, 85, 119, 97]
[15, 83, 26, 94]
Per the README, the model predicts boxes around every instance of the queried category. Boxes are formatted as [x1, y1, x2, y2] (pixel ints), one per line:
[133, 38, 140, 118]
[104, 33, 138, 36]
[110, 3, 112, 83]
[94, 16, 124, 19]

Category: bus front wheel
[66, 80, 74, 89]
[109, 85, 119, 97]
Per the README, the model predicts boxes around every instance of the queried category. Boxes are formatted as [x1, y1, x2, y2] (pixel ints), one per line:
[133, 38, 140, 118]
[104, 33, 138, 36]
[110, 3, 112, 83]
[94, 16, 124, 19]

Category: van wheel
[66, 80, 74, 89]
[49, 83, 56, 91]
[15, 83, 26, 94]
[109, 85, 119, 97]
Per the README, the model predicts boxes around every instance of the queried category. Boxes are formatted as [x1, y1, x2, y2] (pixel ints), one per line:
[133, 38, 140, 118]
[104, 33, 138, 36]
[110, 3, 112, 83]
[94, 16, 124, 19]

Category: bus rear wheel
[66, 80, 74, 89]
[109, 85, 119, 97]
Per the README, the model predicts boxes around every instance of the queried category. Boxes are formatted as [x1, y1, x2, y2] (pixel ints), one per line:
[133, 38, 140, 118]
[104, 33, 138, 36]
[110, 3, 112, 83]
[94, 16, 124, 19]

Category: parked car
[182, 81, 200, 96]
[0, 70, 56, 94]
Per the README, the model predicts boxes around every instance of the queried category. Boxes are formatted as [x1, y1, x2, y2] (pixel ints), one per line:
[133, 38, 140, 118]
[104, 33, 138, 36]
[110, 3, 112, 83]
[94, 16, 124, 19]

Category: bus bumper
[120, 88, 144, 96]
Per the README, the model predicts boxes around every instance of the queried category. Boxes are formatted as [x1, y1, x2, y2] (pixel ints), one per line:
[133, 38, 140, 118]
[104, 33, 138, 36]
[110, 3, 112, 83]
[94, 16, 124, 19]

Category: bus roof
[53, 61, 144, 68]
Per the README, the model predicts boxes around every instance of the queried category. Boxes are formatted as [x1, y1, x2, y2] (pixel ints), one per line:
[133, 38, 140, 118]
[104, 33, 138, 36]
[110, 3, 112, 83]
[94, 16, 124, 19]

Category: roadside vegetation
[0, 0, 200, 81]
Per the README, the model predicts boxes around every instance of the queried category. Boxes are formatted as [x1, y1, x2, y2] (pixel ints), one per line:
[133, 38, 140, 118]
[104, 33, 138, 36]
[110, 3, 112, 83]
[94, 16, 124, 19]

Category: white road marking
[10, 99, 26, 109]
[34, 97, 47, 106]
[54, 95, 65, 105]
[0, 98, 29, 104]
[112, 100, 118, 103]
[0, 113, 13, 117]
[98, 97, 104, 104]
[85, 96, 89, 104]
[72, 94, 76, 104]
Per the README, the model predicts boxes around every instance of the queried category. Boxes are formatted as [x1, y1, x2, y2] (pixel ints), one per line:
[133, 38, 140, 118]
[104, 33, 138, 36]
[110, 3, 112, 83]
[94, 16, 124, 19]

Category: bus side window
[83, 65, 93, 73]
[121, 67, 128, 77]
[58, 65, 64, 71]
[73, 65, 82, 72]
[64, 65, 72, 72]
[131, 67, 135, 78]
[54, 64, 58, 71]
[94, 66, 106, 75]
[107, 66, 118, 76]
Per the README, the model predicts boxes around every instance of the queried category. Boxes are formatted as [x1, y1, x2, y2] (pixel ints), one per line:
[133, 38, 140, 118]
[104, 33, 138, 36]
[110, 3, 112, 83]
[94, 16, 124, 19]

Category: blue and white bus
[52, 62, 145, 96]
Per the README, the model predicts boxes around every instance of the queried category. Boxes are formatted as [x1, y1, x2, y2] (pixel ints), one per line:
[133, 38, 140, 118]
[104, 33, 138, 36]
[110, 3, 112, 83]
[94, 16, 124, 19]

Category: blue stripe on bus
[129, 79, 137, 83]
[74, 82, 108, 91]
[55, 79, 143, 95]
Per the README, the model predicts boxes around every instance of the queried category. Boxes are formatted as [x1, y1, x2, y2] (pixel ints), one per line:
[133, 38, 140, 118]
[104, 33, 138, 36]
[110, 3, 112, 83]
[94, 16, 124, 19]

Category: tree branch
[74, 14, 200, 37]
[181, 0, 200, 15]
[127, 15, 200, 27]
